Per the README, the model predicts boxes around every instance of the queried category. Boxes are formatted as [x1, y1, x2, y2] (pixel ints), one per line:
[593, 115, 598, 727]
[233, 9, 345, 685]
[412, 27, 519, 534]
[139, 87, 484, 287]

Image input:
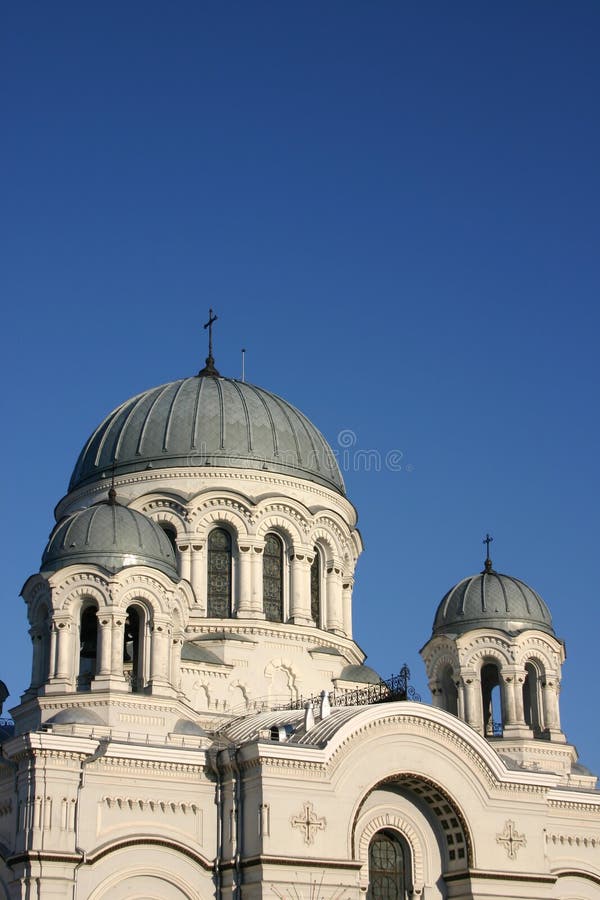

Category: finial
[482, 533, 494, 573]
[241, 347, 246, 382]
[198, 308, 220, 377]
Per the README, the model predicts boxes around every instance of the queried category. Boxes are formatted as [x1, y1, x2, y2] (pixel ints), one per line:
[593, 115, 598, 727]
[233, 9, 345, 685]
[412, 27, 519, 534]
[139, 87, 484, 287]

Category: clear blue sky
[2, 2, 599, 774]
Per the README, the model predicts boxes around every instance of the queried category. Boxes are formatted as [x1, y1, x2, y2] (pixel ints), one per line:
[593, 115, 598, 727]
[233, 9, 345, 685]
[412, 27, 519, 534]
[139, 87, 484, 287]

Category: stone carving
[497, 819, 526, 859]
[291, 800, 326, 845]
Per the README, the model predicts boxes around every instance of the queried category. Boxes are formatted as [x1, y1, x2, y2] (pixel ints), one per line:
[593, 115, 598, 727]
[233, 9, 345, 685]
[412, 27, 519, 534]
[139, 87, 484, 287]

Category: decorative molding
[103, 796, 200, 815]
[356, 813, 424, 891]
[546, 832, 599, 849]
[497, 820, 527, 859]
[291, 801, 326, 845]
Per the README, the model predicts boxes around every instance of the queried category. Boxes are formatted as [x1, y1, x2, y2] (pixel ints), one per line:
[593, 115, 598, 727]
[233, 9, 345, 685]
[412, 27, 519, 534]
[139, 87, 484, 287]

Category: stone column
[96, 616, 112, 676]
[501, 672, 517, 726]
[149, 618, 173, 693]
[250, 544, 266, 618]
[48, 624, 57, 679]
[29, 627, 44, 690]
[325, 562, 344, 635]
[54, 620, 72, 681]
[429, 679, 444, 709]
[93, 614, 127, 690]
[190, 544, 205, 613]
[178, 543, 192, 582]
[542, 678, 565, 741]
[342, 578, 353, 638]
[501, 666, 532, 738]
[41, 617, 74, 694]
[171, 635, 184, 694]
[462, 672, 483, 734]
[236, 545, 253, 617]
[456, 679, 465, 720]
[290, 553, 313, 626]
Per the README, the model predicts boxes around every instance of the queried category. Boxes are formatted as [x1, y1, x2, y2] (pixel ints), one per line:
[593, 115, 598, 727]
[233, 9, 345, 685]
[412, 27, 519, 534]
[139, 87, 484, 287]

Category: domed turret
[432, 569, 554, 637]
[68, 375, 344, 495]
[41, 497, 179, 580]
[422, 538, 567, 756]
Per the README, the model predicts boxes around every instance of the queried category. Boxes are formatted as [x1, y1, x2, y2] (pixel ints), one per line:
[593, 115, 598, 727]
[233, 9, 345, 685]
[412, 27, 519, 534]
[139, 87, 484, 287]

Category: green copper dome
[41, 500, 179, 579]
[68, 375, 344, 494]
[433, 568, 555, 637]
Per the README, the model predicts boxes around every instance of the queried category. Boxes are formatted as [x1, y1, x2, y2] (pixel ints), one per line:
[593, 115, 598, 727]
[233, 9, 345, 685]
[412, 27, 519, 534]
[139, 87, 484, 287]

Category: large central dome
[69, 375, 344, 494]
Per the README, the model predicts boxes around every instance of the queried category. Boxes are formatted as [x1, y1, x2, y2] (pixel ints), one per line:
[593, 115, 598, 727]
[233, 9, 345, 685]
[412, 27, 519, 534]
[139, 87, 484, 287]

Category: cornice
[58, 467, 356, 524]
[184, 621, 363, 662]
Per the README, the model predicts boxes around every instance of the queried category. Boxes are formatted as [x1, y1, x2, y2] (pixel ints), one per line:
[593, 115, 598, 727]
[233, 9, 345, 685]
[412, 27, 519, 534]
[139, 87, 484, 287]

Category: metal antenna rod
[241, 348, 246, 382]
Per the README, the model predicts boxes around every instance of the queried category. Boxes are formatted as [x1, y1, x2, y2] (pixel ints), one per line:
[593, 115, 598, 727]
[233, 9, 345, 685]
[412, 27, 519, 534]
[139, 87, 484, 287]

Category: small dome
[68, 375, 344, 494]
[433, 569, 554, 637]
[173, 718, 207, 736]
[338, 664, 382, 685]
[41, 501, 179, 580]
[47, 708, 104, 725]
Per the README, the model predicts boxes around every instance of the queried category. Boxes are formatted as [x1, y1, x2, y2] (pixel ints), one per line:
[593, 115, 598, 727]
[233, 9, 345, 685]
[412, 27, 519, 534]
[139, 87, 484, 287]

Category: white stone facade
[1, 376, 598, 899]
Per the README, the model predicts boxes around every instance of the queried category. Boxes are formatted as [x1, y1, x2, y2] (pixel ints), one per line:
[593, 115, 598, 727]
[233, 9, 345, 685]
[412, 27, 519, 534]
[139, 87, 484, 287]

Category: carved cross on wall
[291, 801, 326, 845]
[496, 819, 527, 859]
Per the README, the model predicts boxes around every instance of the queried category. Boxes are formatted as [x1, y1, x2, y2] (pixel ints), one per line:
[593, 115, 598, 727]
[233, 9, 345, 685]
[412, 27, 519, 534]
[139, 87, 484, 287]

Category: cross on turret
[199, 308, 220, 377]
[482, 533, 494, 573]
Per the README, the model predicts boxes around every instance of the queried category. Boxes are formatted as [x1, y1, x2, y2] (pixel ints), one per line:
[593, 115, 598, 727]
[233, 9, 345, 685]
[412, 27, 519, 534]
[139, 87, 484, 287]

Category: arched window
[78, 606, 98, 691]
[368, 830, 410, 899]
[123, 605, 144, 693]
[481, 662, 503, 736]
[160, 523, 178, 558]
[207, 528, 233, 618]
[310, 547, 321, 626]
[30, 605, 50, 691]
[523, 661, 543, 735]
[263, 533, 283, 622]
[441, 665, 458, 716]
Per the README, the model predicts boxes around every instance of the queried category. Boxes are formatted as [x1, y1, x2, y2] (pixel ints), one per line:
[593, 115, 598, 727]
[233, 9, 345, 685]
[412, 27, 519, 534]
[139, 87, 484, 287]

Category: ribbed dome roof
[68, 375, 344, 494]
[42, 500, 179, 579]
[433, 568, 554, 637]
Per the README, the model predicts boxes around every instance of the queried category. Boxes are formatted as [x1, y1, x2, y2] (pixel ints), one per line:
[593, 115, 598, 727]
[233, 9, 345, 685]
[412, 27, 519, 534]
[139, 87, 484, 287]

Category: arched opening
[263, 533, 283, 622]
[160, 523, 179, 559]
[523, 661, 544, 736]
[30, 604, 50, 691]
[441, 665, 458, 716]
[78, 605, 98, 690]
[368, 830, 411, 899]
[481, 662, 503, 736]
[207, 528, 233, 618]
[310, 546, 321, 627]
[123, 606, 145, 693]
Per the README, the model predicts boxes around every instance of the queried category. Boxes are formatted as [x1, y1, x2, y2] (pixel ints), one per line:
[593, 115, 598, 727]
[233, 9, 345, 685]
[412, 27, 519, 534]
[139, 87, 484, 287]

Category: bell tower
[421, 542, 594, 785]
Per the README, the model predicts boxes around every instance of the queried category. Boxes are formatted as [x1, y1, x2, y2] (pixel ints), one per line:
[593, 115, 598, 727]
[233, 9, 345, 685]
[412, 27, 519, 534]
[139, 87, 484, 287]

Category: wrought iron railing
[0, 718, 15, 739]
[274, 664, 420, 712]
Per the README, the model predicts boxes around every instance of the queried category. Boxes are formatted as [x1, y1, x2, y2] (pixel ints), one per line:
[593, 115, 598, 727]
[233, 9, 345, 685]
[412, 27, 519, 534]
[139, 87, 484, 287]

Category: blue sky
[2, 2, 599, 774]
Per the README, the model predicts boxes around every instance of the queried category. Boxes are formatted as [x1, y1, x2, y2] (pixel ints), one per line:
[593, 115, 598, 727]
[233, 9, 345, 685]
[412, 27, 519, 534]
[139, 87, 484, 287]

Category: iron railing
[274, 664, 420, 712]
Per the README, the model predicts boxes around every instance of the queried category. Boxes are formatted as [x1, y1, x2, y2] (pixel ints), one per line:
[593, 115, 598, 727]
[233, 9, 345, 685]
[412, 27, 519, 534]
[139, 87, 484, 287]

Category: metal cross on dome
[482, 533, 494, 573]
[199, 308, 220, 377]
[204, 308, 217, 357]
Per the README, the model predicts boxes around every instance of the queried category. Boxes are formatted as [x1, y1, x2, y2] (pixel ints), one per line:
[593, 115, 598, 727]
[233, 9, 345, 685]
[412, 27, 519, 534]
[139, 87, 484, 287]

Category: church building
[1, 325, 599, 899]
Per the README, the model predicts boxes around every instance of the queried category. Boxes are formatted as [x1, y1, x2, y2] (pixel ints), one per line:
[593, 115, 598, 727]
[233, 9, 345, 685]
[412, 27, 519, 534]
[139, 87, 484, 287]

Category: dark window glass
[310, 549, 320, 626]
[263, 534, 283, 622]
[207, 528, 232, 617]
[369, 831, 406, 900]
